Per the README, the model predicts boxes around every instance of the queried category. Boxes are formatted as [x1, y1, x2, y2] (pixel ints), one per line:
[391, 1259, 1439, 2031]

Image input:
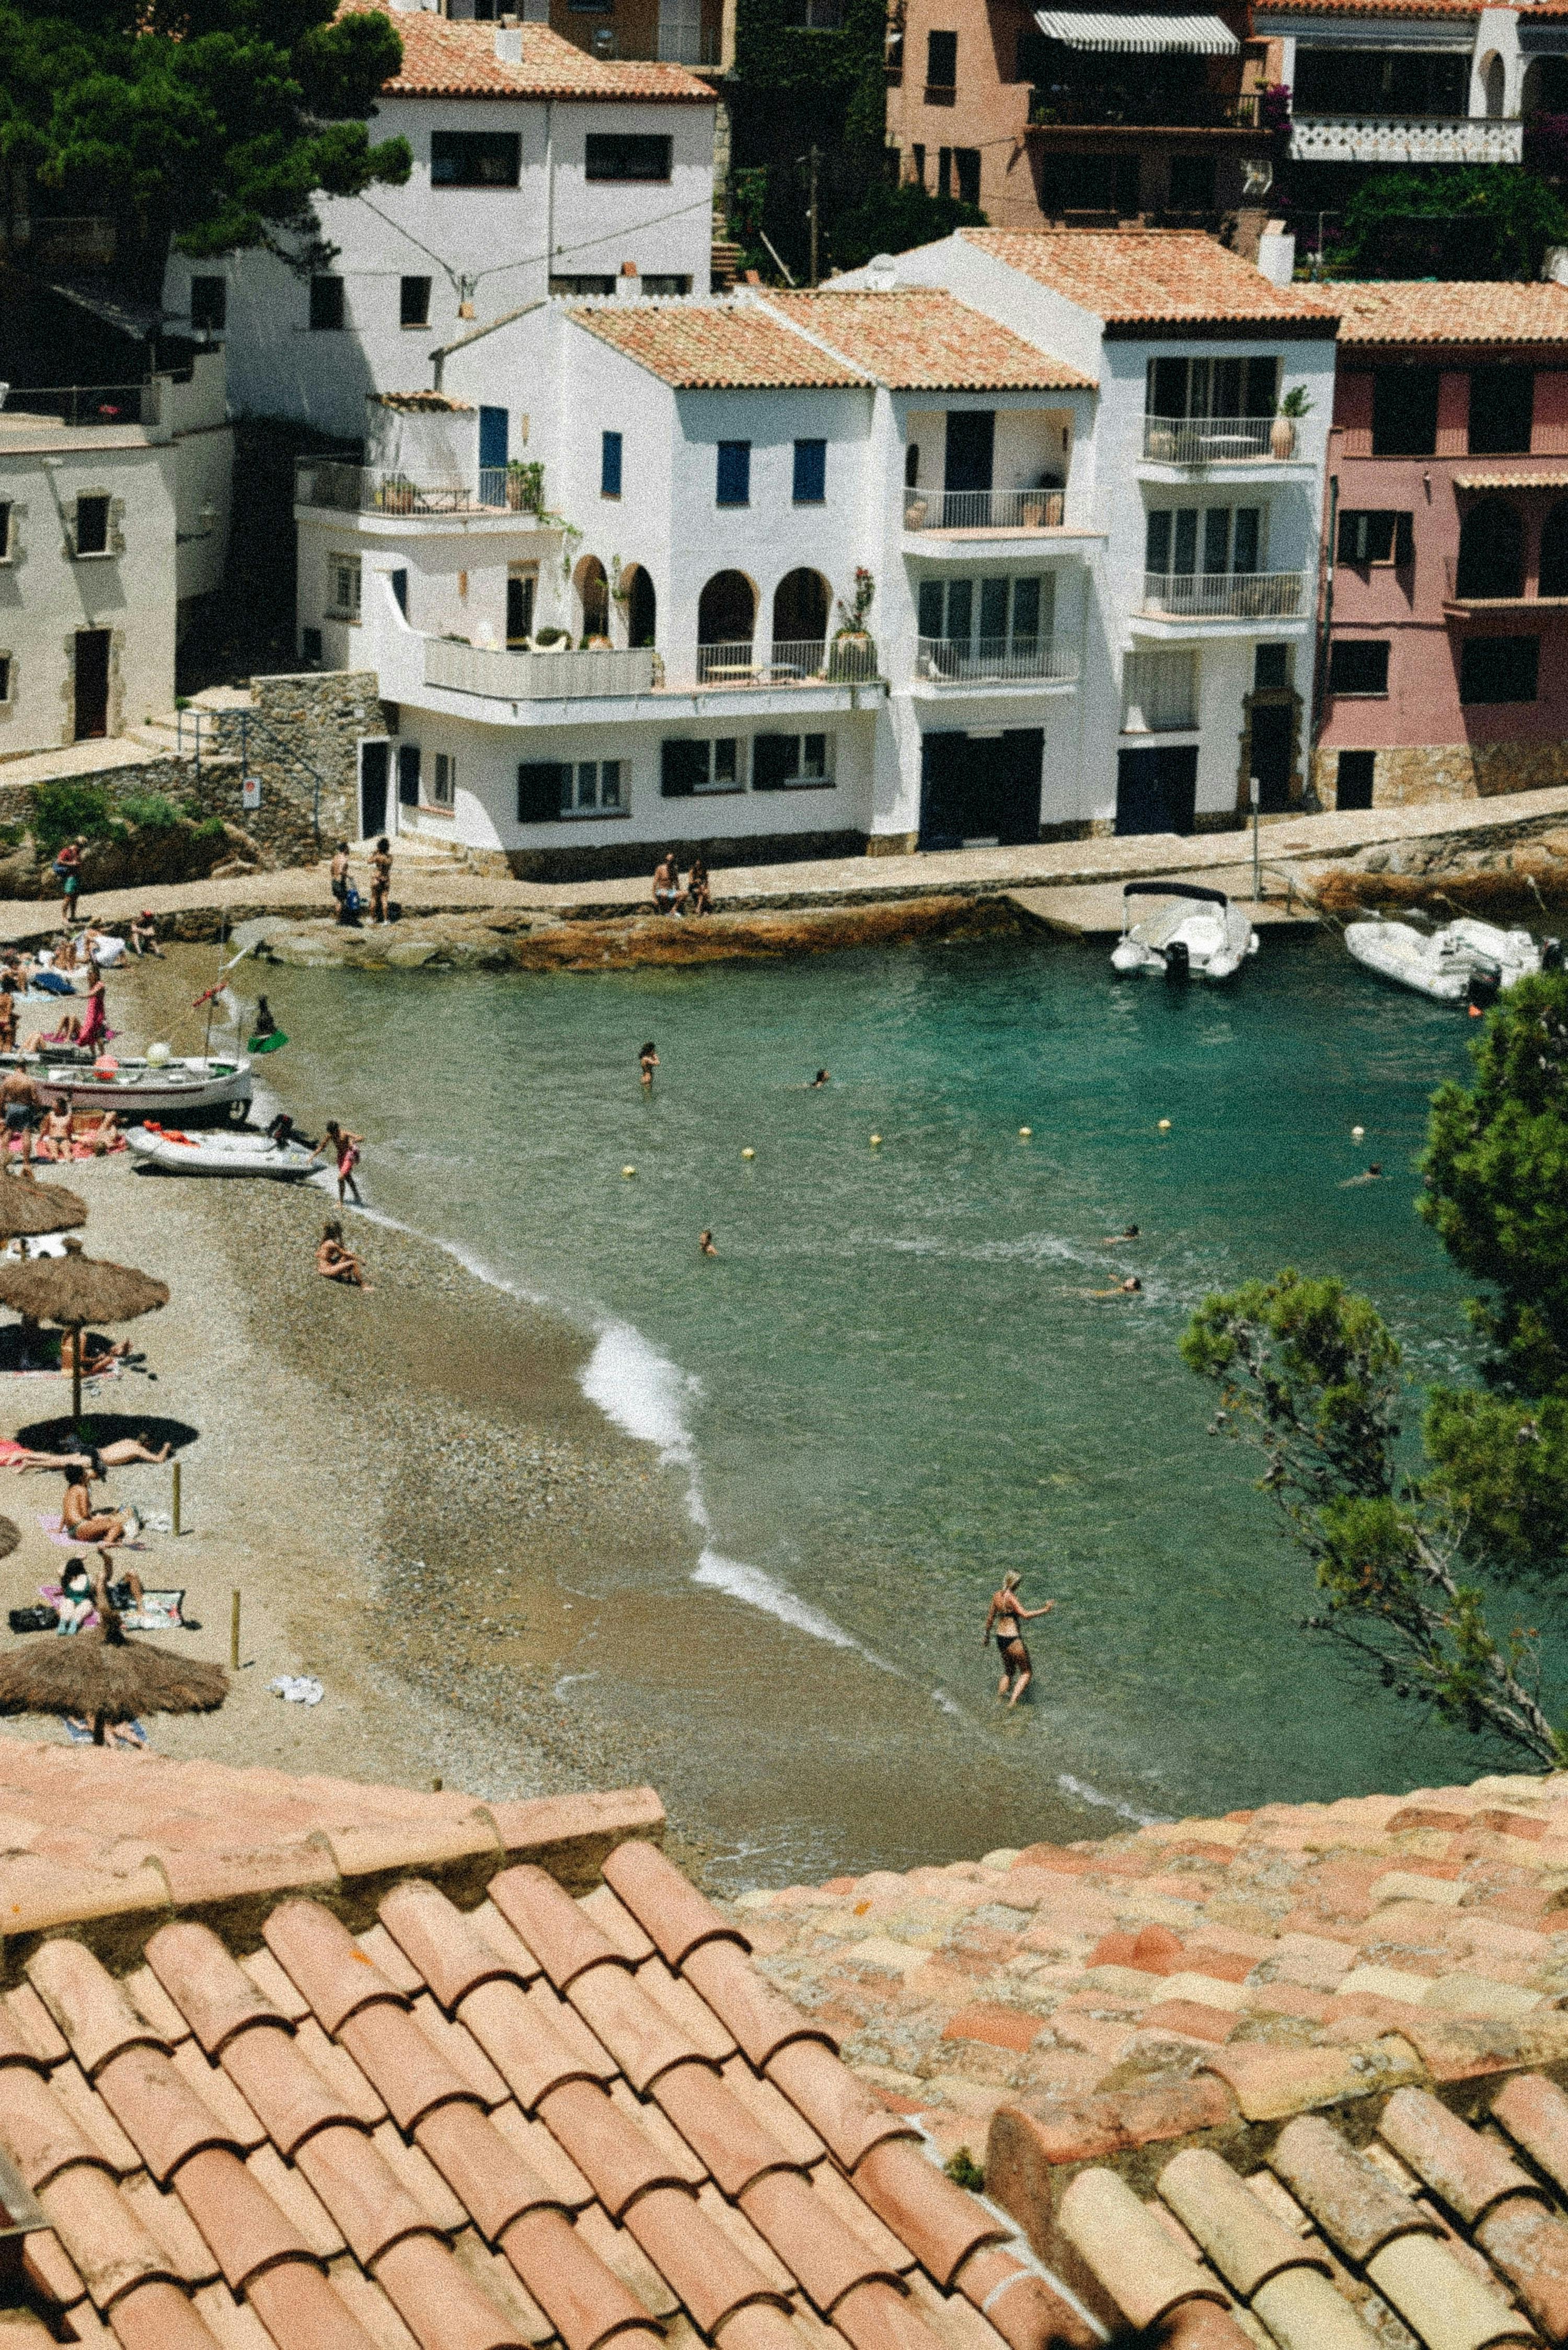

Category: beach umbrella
[0, 1520, 19, 1561]
[0, 1612, 226, 1745]
[0, 1173, 87, 1242]
[0, 1237, 168, 1425]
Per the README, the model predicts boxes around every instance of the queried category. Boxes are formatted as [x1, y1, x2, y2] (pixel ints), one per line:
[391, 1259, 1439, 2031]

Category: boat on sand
[17, 1052, 253, 1124]
[127, 1123, 317, 1179]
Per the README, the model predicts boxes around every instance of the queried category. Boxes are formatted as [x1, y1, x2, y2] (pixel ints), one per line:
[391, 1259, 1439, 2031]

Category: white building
[294, 232, 1339, 866]
[163, 5, 717, 443]
[0, 351, 233, 759]
[1254, 0, 1548, 172]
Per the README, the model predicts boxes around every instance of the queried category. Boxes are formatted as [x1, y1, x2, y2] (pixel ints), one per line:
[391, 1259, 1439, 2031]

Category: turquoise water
[245, 929, 1558, 1873]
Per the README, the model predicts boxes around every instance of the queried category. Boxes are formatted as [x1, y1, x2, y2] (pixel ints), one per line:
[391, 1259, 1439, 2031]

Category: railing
[1289, 116, 1521, 164]
[1028, 89, 1259, 128]
[694, 638, 881, 685]
[914, 637, 1079, 685]
[1143, 571, 1306, 619]
[1143, 415, 1287, 464]
[654, 24, 723, 60]
[426, 639, 656, 698]
[0, 383, 149, 427]
[1442, 557, 1534, 606]
[294, 459, 544, 517]
[904, 487, 1065, 531]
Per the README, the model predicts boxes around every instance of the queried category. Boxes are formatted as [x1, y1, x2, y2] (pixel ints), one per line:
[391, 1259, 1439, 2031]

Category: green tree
[0, 0, 410, 301]
[728, 0, 894, 281]
[1332, 165, 1568, 281]
[828, 180, 986, 275]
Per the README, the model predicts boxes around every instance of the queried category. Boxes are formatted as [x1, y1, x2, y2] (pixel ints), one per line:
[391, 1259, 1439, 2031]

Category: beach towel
[38, 1515, 147, 1550]
[120, 1590, 184, 1632]
[62, 1715, 145, 1746]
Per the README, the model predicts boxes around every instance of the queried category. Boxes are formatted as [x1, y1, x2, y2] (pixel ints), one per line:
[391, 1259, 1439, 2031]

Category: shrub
[943, 2148, 985, 2193]
[119, 792, 185, 832]
[195, 816, 227, 840]
[32, 781, 118, 856]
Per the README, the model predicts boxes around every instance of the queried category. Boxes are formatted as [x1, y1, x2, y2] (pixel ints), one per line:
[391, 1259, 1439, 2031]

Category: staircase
[125, 683, 250, 763]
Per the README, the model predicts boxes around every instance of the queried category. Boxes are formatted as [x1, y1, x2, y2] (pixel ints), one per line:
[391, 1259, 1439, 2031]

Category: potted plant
[1272, 384, 1313, 458]
[904, 486, 928, 529]
[506, 459, 545, 514]
[1146, 420, 1177, 460]
[828, 568, 877, 678]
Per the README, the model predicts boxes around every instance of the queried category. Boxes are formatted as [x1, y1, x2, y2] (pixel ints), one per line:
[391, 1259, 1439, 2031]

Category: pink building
[1316, 280, 1568, 810]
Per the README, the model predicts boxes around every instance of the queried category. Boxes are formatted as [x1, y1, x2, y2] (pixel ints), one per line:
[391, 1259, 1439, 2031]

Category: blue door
[479, 406, 509, 492]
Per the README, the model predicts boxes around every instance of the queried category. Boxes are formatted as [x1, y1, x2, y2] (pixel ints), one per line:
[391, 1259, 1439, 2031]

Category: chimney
[494, 22, 523, 60]
[1256, 218, 1295, 289]
[616, 260, 640, 301]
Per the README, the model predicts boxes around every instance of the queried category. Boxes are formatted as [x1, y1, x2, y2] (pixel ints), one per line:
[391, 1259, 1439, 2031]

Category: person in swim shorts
[983, 1569, 1055, 1708]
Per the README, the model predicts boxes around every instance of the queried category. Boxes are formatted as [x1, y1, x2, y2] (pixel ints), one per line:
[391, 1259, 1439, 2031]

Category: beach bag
[343, 886, 362, 917]
[7, 1606, 53, 1633]
[33, 970, 72, 996]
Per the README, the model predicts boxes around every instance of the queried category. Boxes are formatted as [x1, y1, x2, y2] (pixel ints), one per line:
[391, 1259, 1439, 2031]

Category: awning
[1033, 7, 1239, 52]
[1452, 472, 1568, 491]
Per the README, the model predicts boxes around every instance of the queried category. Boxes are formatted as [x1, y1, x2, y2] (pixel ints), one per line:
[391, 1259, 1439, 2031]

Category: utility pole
[808, 145, 821, 288]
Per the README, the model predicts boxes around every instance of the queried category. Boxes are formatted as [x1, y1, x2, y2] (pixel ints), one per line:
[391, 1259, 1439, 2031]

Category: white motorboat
[1111, 882, 1259, 982]
[1344, 916, 1557, 1006]
[20, 1052, 253, 1123]
[126, 1122, 317, 1178]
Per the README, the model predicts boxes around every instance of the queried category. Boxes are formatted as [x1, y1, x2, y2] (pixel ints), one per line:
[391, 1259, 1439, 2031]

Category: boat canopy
[1122, 881, 1229, 907]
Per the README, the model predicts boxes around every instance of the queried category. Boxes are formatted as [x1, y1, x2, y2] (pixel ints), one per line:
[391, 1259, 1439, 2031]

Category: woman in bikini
[34, 1105, 74, 1162]
[60, 1461, 128, 1547]
[983, 1570, 1055, 1708]
[314, 1122, 364, 1204]
[639, 1042, 659, 1089]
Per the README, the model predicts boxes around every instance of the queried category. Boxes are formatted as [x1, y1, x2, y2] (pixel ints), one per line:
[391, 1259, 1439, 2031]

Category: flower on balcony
[1261, 82, 1292, 140]
[834, 566, 875, 637]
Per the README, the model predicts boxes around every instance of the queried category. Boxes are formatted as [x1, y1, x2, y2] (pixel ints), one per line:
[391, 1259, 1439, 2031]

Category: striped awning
[1033, 7, 1239, 51]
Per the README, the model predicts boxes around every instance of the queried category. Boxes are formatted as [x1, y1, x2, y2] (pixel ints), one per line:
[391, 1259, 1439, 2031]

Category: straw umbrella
[0, 1172, 87, 1243]
[0, 1614, 226, 1745]
[0, 1237, 168, 1425]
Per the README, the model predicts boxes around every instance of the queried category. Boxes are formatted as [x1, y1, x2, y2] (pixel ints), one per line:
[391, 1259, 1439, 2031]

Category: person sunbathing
[0, 1433, 168, 1473]
[317, 1221, 372, 1289]
[59, 1330, 131, 1379]
[60, 1461, 129, 1546]
[53, 1559, 96, 1633]
[34, 1107, 74, 1161]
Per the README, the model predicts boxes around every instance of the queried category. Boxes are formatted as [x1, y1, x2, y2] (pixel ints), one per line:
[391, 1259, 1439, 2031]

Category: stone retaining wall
[192, 670, 381, 861]
[1314, 741, 1568, 810]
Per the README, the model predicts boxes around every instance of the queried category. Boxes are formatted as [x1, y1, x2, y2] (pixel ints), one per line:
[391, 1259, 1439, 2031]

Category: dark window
[1456, 500, 1524, 600]
[905, 442, 920, 489]
[585, 134, 672, 181]
[309, 277, 344, 331]
[507, 572, 535, 643]
[1293, 46, 1467, 116]
[1468, 365, 1535, 456]
[938, 147, 952, 196]
[549, 275, 615, 296]
[753, 733, 831, 789]
[918, 578, 944, 638]
[518, 762, 570, 824]
[716, 441, 751, 506]
[391, 568, 408, 616]
[1328, 639, 1390, 696]
[927, 28, 956, 86]
[793, 439, 826, 504]
[0, 502, 10, 559]
[662, 739, 723, 796]
[911, 143, 926, 187]
[431, 132, 521, 187]
[1460, 635, 1539, 704]
[74, 495, 110, 557]
[602, 430, 623, 498]
[1147, 355, 1279, 420]
[1168, 154, 1216, 211]
[400, 275, 431, 327]
[1044, 151, 1139, 215]
[73, 628, 109, 741]
[0, 656, 10, 702]
[397, 744, 421, 804]
[189, 277, 226, 331]
[642, 275, 690, 295]
[1542, 501, 1568, 596]
[1371, 367, 1439, 456]
[954, 148, 981, 205]
[1337, 509, 1414, 566]
[302, 626, 323, 664]
[1336, 750, 1376, 810]
[1254, 643, 1290, 691]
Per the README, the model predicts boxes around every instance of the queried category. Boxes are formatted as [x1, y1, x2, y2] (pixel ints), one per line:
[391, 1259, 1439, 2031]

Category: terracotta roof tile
[764, 291, 1092, 392]
[602, 1840, 744, 1970]
[1334, 279, 1568, 348]
[340, 0, 712, 103]
[111, 2275, 228, 2350]
[684, 1941, 836, 2072]
[27, 1941, 166, 2081]
[960, 228, 1339, 328]
[569, 299, 869, 390]
[245, 2257, 384, 2349]
[264, 1900, 409, 2038]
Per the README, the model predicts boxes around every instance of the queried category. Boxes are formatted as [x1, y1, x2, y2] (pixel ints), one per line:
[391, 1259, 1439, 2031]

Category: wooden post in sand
[171, 1462, 181, 1538]
[229, 1589, 240, 1671]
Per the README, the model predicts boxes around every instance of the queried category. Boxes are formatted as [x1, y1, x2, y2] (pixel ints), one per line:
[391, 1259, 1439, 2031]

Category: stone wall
[1314, 740, 1568, 810]
[501, 825, 867, 884]
[0, 754, 259, 898]
[192, 671, 382, 862]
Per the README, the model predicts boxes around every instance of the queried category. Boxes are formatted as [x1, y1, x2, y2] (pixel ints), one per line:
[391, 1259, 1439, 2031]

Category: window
[601, 431, 623, 499]
[328, 556, 361, 620]
[792, 440, 826, 504]
[917, 574, 1052, 643]
[1145, 506, 1261, 575]
[397, 745, 421, 805]
[1338, 510, 1414, 567]
[1336, 750, 1376, 812]
[641, 275, 690, 296]
[190, 277, 226, 332]
[661, 737, 742, 794]
[905, 442, 920, 490]
[507, 568, 536, 644]
[1461, 635, 1539, 704]
[1122, 650, 1197, 732]
[301, 626, 323, 664]
[1371, 367, 1439, 456]
[74, 496, 110, 557]
[309, 277, 344, 331]
[911, 143, 926, 188]
[782, 0, 843, 21]
[716, 442, 751, 506]
[549, 275, 616, 296]
[926, 29, 957, 87]
[517, 759, 625, 821]
[1469, 365, 1535, 456]
[1456, 500, 1524, 600]
[1542, 501, 1568, 597]
[431, 132, 521, 187]
[585, 134, 673, 182]
[1168, 154, 1216, 211]
[400, 275, 432, 328]
[0, 655, 11, 703]
[753, 732, 833, 790]
[938, 147, 952, 196]
[1147, 355, 1279, 421]
[391, 568, 408, 616]
[1293, 46, 1467, 116]
[432, 752, 456, 805]
[1254, 643, 1291, 692]
[0, 502, 13, 561]
[954, 148, 981, 206]
[1328, 639, 1390, 696]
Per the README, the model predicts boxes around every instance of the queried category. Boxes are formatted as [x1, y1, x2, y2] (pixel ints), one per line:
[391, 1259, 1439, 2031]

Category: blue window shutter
[479, 407, 509, 471]
[717, 442, 751, 506]
[602, 431, 623, 498]
[793, 440, 826, 503]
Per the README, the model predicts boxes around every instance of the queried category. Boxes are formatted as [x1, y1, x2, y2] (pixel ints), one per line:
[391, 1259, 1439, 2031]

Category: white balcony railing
[1142, 571, 1307, 620]
[296, 459, 540, 517]
[1142, 416, 1287, 465]
[914, 637, 1078, 686]
[693, 638, 881, 686]
[1289, 116, 1521, 165]
[904, 487, 1065, 532]
[425, 639, 656, 698]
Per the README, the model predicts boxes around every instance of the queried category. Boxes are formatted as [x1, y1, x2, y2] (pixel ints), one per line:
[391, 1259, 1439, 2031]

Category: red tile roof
[0, 1794, 1083, 2350]
[765, 290, 1094, 390]
[962, 229, 1340, 329]
[340, 0, 714, 102]
[1334, 279, 1568, 347]
[568, 301, 871, 387]
[1255, 0, 1478, 15]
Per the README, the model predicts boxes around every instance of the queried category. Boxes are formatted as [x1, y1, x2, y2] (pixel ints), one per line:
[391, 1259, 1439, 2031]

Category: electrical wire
[347, 186, 718, 292]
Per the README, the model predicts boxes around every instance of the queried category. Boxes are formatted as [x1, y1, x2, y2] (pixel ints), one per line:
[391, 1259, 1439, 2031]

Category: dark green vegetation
[1329, 166, 1568, 280]
[1184, 976, 1568, 1767]
[0, 0, 411, 301]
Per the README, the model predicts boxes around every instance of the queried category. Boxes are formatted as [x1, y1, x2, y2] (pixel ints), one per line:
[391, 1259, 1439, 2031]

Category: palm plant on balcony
[1271, 384, 1313, 459]
[828, 567, 875, 679]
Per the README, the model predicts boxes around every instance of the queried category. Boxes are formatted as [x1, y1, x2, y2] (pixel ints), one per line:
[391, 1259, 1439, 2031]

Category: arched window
[576, 555, 609, 641]
[698, 569, 755, 644]
[1542, 502, 1568, 597]
[1481, 51, 1505, 119]
[771, 569, 832, 647]
[625, 566, 657, 648]
[1456, 500, 1523, 600]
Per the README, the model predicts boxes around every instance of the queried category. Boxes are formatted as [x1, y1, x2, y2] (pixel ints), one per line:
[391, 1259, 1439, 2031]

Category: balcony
[1143, 416, 1292, 466]
[693, 638, 881, 686]
[1028, 89, 1259, 129]
[1289, 116, 1521, 165]
[904, 488, 1065, 533]
[913, 637, 1079, 687]
[295, 459, 536, 517]
[1141, 571, 1307, 620]
[425, 639, 655, 699]
[1, 383, 150, 428]
[1440, 557, 1568, 612]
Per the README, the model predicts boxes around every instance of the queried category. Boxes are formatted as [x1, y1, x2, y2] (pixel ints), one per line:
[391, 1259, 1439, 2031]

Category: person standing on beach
[984, 1569, 1054, 1708]
[1, 1067, 43, 1164]
[314, 1120, 364, 1204]
[639, 1042, 659, 1089]
[330, 842, 352, 924]
[370, 837, 393, 927]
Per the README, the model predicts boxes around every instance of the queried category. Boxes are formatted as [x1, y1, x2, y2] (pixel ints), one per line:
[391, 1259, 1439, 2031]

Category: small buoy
[1157, 1118, 1172, 1132]
[1019, 1126, 1032, 1138]
[870, 1133, 883, 1147]
[621, 1165, 636, 1178]
[741, 1147, 755, 1160]
[1352, 1124, 1365, 1141]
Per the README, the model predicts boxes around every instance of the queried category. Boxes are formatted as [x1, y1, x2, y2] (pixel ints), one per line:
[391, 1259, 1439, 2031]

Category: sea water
[248, 927, 1560, 1877]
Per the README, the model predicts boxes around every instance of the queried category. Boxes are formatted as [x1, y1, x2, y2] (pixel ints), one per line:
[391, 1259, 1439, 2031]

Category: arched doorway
[1543, 502, 1568, 597]
[771, 568, 832, 648]
[1481, 51, 1505, 118]
[576, 554, 610, 642]
[1456, 501, 1523, 600]
[625, 566, 657, 647]
[698, 570, 755, 643]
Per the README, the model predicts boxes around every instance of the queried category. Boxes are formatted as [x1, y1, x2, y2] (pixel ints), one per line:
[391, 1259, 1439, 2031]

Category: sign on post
[241, 775, 261, 811]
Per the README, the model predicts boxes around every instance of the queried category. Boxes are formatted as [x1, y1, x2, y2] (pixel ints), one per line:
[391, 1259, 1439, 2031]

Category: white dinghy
[1344, 915, 1556, 1007]
[1111, 882, 1259, 983]
[127, 1123, 318, 1179]
[21, 1047, 253, 1123]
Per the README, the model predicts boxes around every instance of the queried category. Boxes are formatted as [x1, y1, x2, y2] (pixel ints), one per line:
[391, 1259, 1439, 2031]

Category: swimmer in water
[699, 1229, 717, 1257]
[1083, 1276, 1143, 1298]
[639, 1042, 659, 1088]
[1340, 1163, 1383, 1187]
[983, 1569, 1055, 1708]
[1099, 1224, 1139, 1243]
[808, 1069, 830, 1089]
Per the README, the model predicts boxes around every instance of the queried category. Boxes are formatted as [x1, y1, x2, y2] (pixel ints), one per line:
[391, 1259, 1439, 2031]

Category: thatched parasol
[0, 1172, 87, 1241]
[0, 1612, 227, 1745]
[0, 1519, 20, 1562]
[0, 1236, 168, 1424]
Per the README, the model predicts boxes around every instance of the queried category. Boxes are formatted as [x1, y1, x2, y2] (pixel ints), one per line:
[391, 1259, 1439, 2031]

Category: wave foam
[1056, 1771, 1170, 1828]
[579, 1322, 700, 1469]
[692, 1549, 868, 1653]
